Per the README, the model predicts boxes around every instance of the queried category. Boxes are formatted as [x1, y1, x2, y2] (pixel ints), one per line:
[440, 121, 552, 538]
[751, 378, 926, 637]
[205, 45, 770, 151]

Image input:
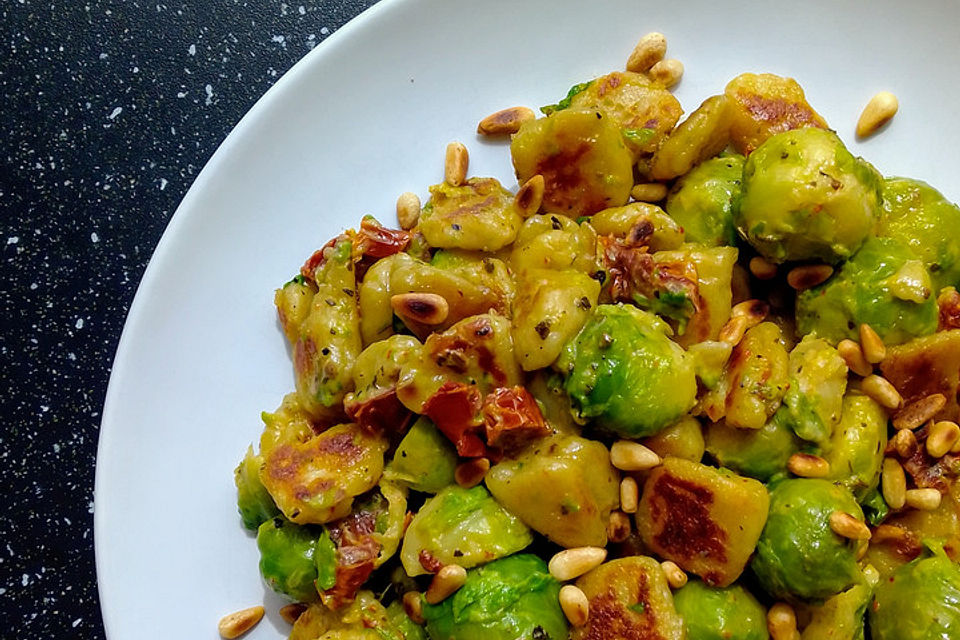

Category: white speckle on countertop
[74, 318, 83, 330]
[107, 106, 122, 120]
[90, 232, 99, 243]
[187, 43, 196, 56]
[204, 84, 214, 105]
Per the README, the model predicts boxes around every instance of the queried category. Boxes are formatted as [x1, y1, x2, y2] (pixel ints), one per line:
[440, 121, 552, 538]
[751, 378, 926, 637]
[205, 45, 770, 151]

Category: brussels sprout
[418, 178, 522, 252]
[590, 202, 685, 251]
[823, 394, 888, 501]
[641, 415, 705, 463]
[752, 479, 864, 601]
[400, 485, 532, 577]
[688, 340, 734, 390]
[291, 590, 424, 640]
[796, 237, 938, 346]
[557, 304, 697, 438]
[421, 554, 567, 640]
[511, 109, 634, 217]
[705, 414, 801, 482]
[383, 417, 457, 493]
[510, 213, 599, 275]
[775, 335, 848, 444]
[799, 583, 870, 640]
[869, 554, 960, 640]
[665, 154, 744, 247]
[673, 580, 769, 640]
[512, 268, 601, 371]
[256, 517, 320, 602]
[386, 600, 428, 640]
[486, 434, 619, 548]
[880, 177, 960, 291]
[637, 458, 769, 586]
[235, 445, 280, 530]
[735, 128, 881, 264]
[573, 556, 685, 640]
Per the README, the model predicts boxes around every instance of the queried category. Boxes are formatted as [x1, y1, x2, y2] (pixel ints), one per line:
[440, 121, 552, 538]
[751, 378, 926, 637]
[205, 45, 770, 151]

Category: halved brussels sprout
[558, 304, 696, 438]
[799, 583, 870, 640]
[735, 128, 881, 264]
[869, 554, 960, 640]
[823, 394, 888, 501]
[641, 415, 705, 463]
[291, 590, 424, 640]
[705, 414, 800, 482]
[421, 554, 567, 640]
[665, 154, 744, 247]
[383, 416, 457, 493]
[775, 335, 848, 444]
[256, 516, 321, 603]
[673, 580, 769, 640]
[235, 445, 280, 530]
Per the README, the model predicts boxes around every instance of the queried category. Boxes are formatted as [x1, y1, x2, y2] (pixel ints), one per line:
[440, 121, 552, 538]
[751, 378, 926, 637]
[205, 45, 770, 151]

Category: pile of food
[226, 31, 960, 640]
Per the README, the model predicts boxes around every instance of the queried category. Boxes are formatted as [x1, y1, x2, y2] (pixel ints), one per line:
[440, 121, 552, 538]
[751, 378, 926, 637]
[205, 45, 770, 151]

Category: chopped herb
[540, 80, 594, 115]
[286, 274, 309, 286]
[628, 602, 646, 615]
[575, 216, 591, 224]
[315, 530, 338, 590]
[535, 320, 552, 339]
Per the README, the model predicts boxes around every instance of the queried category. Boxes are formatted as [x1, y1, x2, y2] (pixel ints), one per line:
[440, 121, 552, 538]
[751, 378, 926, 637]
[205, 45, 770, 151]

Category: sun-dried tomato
[482, 386, 551, 454]
[422, 381, 487, 457]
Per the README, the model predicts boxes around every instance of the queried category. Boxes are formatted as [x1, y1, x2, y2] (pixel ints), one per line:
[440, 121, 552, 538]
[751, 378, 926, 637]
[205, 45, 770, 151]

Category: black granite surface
[1, 1, 379, 636]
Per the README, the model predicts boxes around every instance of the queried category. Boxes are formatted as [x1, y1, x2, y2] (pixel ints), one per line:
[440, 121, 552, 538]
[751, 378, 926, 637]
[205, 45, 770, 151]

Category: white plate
[95, 0, 960, 637]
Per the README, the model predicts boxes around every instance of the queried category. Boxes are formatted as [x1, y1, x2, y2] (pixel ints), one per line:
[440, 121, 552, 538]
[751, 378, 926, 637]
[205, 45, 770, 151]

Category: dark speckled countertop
[2, 1, 378, 636]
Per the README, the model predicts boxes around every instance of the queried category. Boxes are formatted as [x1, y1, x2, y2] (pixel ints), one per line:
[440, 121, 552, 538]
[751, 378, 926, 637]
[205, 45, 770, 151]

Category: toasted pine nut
[786, 264, 833, 290]
[927, 420, 960, 458]
[391, 292, 449, 325]
[893, 393, 946, 431]
[892, 428, 918, 459]
[855, 537, 870, 560]
[649, 58, 684, 88]
[559, 584, 590, 627]
[872, 524, 910, 546]
[838, 339, 873, 377]
[515, 174, 545, 217]
[829, 511, 871, 540]
[952, 434, 960, 454]
[905, 488, 942, 511]
[444, 141, 468, 186]
[787, 453, 830, 478]
[767, 602, 799, 640]
[278, 603, 307, 625]
[861, 375, 903, 410]
[455, 457, 490, 489]
[630, 182, 668, 202]
[730, 299, 769, 329]
[718, 315, 748, 346]
[610, 440, 662, 471]
[607, 510, 631, 543]
[859, 324, 887, 363]
[402, 591, 425, 624]
[881, 458, 907, 510]
[856, 91, 898, 138]
[749, 256, 777, 280]
[425, 564, 467, 604]
[477, 106, 535, 136]
[396, 192, 421, 230]
[549, 547, 608, 581]
[620, 477, 639, 514]
[218, 606, 265, 639]
[660, 560, 687, 589]
[626, 32, 667, 73]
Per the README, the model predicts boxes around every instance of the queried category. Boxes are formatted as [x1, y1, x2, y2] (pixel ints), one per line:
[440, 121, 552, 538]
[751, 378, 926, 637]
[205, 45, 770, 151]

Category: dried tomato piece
[299, 236, 340, 283]
[344, 387, 412, 435]
[354, 216, 410, 259]
[482, 386, 550, 453]
[422, 381, 486, 457]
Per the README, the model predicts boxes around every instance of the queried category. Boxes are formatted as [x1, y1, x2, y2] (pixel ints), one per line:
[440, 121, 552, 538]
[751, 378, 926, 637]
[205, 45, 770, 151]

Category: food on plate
[231, 29, 960, 639]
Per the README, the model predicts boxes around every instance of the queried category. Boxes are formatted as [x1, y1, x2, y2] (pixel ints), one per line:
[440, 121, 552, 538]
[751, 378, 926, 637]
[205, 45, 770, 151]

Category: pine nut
[455, 457, 490, 488]
[855, 537, 870, 560]
[660, 560, 688, 589]
[767, 602, 799, 640]
[549, 547, 608, 581]
[278, 603, 307, 625]
[444, 141, 469, 186]
[649, 59, 684, 88]
[425, 564, 467, 604]
[620, 477, 639, 514]
[402, 591, 425, 624]
[610, 440, 662, 471]
[893, 393, 946, 431]
[892, 428, 918, 459]
[786, 264, 833, 290]
[559, 584, 590, 627]
[391, 292, 450, 325]
[731, 299, 770, 329]
[396, 192, 421, 230]
[626, 32, 667, 73]
[718, 315, 748, 346]
[630, 182, 668, 202]
[837, 339, 872, 377]
[749, 256, 777, 280]
[787, 453, 830, 478]
[881, 458, 907, 510]
[829, 511, 871, 540]
[859, 324, 887, 363]
[515, 174, 545, 217]
[856, 91, 898, 138]
[872, 524, 910, 546]
[861, 375, 903, 410]
[607, 510, 631, 543]
[218, 606, 264, 639]
[927, 420, 960, 458]
[477, 106, 535, 136]
[905, 488, 942, 511]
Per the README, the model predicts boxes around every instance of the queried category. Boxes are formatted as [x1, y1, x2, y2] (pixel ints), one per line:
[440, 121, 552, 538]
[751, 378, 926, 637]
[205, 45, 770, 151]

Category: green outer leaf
[540, 81, 594, 115]
[314, 529, 337, 591]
